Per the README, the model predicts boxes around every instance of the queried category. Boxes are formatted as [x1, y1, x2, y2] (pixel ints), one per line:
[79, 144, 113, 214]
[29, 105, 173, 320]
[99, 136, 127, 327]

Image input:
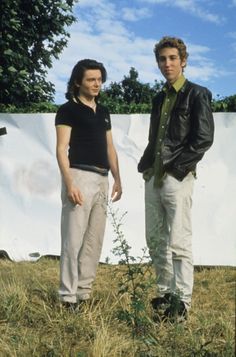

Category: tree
[212, 94, 236, 112]
[0, 0, 77, 106]
[100, 67, 163, 113]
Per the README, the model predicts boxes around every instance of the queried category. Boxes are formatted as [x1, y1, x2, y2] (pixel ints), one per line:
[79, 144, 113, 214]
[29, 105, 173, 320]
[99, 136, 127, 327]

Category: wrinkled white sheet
[0, 113, 235, 265]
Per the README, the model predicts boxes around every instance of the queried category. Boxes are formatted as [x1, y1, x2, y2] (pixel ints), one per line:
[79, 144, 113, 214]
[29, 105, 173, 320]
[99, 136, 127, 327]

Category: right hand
[143, 167, 154, 181]
[67, 185, 84, 205]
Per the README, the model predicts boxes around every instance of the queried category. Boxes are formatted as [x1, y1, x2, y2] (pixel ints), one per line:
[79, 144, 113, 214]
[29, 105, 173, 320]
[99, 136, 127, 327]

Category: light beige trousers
[145, 173, 194, 308]
[59, 169, 108, 303]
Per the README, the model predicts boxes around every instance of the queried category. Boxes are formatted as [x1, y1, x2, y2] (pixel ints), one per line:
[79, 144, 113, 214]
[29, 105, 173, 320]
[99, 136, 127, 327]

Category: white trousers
[145, 173, 194, 308]
[59, 169, 108, 303]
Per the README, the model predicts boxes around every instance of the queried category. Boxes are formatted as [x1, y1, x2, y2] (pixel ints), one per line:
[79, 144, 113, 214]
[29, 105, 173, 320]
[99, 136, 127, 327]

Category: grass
[0, 258, 235, 357]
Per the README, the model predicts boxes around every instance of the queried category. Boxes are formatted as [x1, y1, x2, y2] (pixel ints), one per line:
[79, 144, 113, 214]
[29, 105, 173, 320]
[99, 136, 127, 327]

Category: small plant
[108, 203, 155, 339]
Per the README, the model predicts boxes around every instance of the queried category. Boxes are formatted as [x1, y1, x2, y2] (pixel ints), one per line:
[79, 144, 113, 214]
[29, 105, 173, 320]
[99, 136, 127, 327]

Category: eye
[173, 56, 179, 60]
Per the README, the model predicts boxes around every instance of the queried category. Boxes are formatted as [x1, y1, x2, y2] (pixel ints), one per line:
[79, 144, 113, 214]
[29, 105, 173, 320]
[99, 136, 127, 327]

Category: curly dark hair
[154, 36, 189, 68]
[65, 59, 107, 100]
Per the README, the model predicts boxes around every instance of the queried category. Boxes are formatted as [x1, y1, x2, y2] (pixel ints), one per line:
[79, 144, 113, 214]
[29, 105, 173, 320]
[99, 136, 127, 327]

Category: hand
[111, 181, 122, 202]
[67, 185, 84, 205]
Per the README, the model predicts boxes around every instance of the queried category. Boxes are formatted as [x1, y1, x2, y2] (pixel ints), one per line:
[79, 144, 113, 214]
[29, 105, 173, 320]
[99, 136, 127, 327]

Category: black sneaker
[151, 293, 172, 310]
[61, 301, 78, 312]
[163, 299, 188, 322]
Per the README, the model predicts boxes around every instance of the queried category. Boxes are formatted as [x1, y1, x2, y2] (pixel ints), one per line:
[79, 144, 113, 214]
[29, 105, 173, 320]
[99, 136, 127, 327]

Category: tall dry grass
[0, 258, 235, 357]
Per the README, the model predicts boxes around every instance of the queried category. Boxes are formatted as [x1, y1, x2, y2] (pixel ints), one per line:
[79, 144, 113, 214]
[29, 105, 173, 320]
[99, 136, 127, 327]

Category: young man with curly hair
[138, 37, 214, 321]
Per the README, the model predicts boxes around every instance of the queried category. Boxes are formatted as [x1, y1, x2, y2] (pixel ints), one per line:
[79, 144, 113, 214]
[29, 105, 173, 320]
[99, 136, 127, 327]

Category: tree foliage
[212, 94, 236, 112]
[1, 0, 77, 106]
[0, 102, 59, 113]
[100, 67, 163, 113]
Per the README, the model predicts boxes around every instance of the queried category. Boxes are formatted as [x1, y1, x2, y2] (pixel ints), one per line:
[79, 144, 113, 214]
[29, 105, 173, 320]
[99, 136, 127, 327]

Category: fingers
[68, 183, 122, 205]
[68, 188, 84, 205]
[73, 192, 84, 205]
[111, 184, 122, 202]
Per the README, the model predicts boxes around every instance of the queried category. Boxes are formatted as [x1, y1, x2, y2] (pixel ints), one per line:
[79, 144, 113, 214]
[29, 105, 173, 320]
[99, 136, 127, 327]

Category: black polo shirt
[55, 99, 111, 170]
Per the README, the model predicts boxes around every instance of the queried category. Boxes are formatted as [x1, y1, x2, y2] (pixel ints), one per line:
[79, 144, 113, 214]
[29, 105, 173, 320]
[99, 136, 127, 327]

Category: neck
[168, 72, 183, 86]
[77, 95, 97, 109]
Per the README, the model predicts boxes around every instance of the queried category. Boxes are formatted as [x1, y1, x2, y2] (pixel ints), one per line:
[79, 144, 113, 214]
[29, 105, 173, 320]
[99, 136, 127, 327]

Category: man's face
[158, 47, 186, 84]
[77, 69, 102, 98]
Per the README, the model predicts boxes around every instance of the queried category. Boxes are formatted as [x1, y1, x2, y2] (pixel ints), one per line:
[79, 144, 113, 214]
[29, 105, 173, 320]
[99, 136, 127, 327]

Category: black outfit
[55, 99, 112, 170]
[138, 80, 214, 180]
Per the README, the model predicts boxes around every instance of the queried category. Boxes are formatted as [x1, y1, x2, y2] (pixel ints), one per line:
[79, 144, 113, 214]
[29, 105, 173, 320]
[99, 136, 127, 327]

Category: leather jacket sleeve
[137, 96, 162, 173]
[164, 88, 214, 180]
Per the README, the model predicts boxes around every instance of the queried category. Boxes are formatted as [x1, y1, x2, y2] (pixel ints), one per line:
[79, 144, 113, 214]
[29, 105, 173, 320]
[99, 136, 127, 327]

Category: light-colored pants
[59, 169, 108, 303]
[145, 173, 194, 308]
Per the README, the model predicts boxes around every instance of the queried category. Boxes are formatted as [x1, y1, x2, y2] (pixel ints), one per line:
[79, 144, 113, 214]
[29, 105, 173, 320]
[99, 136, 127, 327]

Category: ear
[181, 58, 187, 68]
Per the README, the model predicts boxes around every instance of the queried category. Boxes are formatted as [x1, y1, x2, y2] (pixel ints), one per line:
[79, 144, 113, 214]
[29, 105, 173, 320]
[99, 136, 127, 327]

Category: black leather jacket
[138, 80, 214, 181]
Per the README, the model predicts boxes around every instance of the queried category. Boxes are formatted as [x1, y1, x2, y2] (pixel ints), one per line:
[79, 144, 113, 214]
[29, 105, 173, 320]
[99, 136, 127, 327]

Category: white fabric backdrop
[0, 113, 235, 265]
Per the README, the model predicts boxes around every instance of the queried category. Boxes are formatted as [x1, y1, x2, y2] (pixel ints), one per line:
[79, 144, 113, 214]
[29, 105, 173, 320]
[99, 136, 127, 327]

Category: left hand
[111, 181, 122, 202]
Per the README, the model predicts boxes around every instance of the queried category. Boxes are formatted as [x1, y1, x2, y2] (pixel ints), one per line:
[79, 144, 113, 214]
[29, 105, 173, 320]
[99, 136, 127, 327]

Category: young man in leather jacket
[138, 37, 214, 321]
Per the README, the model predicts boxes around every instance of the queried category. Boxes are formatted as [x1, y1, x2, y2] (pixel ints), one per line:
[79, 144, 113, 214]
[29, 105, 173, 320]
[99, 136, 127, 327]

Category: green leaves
[3, 49, 14, 56]
[1, 0, 78, 106]
[0, 102, 59, 113]
[7, 66, 17, 73]
[212, 95, 236, 112]
[100, 68, 163, 114]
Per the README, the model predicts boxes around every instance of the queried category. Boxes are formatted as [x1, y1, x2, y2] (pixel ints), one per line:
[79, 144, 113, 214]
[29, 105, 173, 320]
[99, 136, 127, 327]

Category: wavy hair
[154, 36, 189, 68]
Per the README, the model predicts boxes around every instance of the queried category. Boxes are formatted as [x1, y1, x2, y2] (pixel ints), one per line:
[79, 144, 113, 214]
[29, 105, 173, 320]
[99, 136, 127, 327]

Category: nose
[94, 79, 101, 87]
[165, 58, 171, 67]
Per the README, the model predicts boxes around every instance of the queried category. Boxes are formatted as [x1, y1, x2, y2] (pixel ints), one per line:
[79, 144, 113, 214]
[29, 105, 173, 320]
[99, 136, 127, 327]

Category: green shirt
[143, 75, 186, 186]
